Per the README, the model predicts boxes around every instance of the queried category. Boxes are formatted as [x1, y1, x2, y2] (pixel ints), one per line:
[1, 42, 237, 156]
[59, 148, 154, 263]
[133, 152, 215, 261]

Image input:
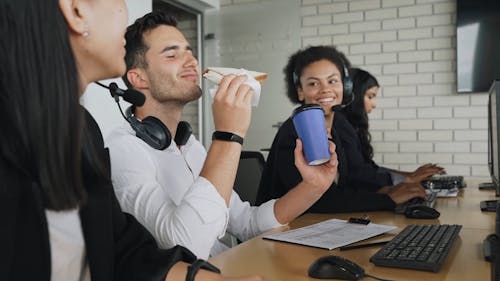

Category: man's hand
[295, 139, 338, 193]
[272, 139, 338, 224]
[212, 74, 254, 138]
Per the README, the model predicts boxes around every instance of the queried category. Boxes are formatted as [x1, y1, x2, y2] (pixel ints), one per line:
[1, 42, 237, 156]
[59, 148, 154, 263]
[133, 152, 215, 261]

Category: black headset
[125, 106, 192, 150]
[293, 58, 354, 109]
[96, 81, 193, 150]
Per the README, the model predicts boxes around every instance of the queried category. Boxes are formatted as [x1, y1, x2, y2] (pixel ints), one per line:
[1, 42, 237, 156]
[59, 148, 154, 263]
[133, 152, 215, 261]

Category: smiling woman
[259, 46, 388, 212]
[257, 45, 430, 213]
[283, 46, 351, 135]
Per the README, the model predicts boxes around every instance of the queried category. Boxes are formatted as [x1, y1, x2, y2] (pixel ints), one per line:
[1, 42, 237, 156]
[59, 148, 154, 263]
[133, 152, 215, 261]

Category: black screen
[488, 80, 500, 196]
[457, 0, 500, 93]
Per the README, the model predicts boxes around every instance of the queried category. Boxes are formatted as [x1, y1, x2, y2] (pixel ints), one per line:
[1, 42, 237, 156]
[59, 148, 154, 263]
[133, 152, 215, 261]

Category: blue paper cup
[292, 104, 330, 165]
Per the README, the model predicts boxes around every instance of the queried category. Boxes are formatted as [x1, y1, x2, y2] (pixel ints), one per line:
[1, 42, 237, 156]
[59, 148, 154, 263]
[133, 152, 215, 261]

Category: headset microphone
[331, 104, 344, 112]
[95, 81, 145, 106]
[331, 94, 355, 112]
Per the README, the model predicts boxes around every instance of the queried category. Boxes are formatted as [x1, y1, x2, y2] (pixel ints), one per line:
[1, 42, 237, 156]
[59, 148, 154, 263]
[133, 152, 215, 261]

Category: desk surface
[210, 180, 497, 281]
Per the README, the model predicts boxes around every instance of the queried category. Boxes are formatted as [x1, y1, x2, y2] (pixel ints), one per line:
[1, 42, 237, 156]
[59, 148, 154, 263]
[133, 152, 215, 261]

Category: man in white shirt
[106, 11, 339, 259]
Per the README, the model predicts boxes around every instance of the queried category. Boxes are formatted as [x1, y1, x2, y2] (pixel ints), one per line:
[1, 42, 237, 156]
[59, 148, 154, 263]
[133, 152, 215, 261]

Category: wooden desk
[210, 181, 496, 281]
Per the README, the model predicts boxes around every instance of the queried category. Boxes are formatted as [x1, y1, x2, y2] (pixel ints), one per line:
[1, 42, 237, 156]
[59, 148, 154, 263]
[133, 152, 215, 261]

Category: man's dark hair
[344, 68, 380, 162]
[123, 11, 178, 88]
[283, 45, 351, 104]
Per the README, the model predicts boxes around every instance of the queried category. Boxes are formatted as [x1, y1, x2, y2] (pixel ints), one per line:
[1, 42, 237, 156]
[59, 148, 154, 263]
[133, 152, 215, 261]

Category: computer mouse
[308, 255, 365, 280]
[404, 205, 440, 219]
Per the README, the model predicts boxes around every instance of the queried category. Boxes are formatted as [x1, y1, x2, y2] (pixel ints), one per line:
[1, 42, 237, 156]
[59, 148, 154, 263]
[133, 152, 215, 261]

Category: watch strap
[186, 259, 221, 281]
[212, 131, 244, 145]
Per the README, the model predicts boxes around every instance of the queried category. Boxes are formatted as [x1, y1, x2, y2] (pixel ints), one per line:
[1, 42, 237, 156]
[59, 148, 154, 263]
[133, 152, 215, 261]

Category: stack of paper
[263, 219, 396, 250]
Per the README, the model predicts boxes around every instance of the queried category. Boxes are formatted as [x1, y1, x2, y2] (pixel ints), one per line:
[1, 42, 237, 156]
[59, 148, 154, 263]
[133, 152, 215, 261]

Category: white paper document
[263, 219, 397, 250]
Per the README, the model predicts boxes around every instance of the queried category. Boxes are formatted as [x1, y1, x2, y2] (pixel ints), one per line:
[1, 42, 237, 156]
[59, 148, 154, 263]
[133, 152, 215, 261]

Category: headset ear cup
[343, 76, 354, 102]
[174, 121, 193, 146]
[140, 116, 172, 150]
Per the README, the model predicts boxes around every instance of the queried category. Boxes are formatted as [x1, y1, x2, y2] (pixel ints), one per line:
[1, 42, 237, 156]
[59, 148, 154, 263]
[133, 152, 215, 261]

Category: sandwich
[202, 67, 268, 85]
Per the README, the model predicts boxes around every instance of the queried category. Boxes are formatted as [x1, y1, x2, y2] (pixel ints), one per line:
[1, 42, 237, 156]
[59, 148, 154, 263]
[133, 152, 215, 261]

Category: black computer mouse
[308, 255, 365, 280]
[404, 205, 440, 219]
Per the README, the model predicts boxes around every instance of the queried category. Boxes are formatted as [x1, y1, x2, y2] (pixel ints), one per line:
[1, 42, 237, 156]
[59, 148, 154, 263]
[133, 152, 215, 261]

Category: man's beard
[183, 85, 202, 103]
[150, 75, 202, 105]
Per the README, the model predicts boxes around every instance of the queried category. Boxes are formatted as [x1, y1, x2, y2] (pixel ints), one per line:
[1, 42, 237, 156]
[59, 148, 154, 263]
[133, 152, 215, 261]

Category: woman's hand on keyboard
[378, 182, 427, 205]
[404, 163, 446, 183]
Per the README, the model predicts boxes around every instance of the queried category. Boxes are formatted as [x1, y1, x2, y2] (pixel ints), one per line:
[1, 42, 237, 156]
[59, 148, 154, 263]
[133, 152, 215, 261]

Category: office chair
[220, 151, 267, 249]
[234, 151, 266, 206]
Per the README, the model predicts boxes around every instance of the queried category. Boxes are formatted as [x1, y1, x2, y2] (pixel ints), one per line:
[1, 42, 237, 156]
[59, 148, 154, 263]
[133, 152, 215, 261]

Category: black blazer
[334, 113, 393, 191]
[0, 109, 195, 281]
[257, 113, 395, 213]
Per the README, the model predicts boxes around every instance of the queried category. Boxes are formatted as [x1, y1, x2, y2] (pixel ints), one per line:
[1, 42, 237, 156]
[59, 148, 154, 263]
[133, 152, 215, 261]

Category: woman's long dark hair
[344, 68, 379, 162]
[0, 0, 86, 210]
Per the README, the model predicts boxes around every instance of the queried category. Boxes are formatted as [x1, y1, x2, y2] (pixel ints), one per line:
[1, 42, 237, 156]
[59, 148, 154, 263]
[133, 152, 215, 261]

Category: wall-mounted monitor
[457, 0, 500, 93]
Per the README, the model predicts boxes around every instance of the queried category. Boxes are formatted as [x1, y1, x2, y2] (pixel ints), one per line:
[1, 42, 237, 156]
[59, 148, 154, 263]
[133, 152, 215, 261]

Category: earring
[82, 23, 89, 38]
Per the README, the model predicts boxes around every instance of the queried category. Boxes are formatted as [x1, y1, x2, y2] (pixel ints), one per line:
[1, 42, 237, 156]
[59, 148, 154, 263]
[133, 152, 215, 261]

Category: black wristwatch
[212, 131, 244, 145]
[186, 259, 221, 281]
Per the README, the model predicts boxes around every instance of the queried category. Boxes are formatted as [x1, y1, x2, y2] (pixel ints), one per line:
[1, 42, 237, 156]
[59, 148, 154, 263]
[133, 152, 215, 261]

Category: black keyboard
[394, 192, 437, 214]
[421, 176, 465, 190]
[370, 224, 462, 272]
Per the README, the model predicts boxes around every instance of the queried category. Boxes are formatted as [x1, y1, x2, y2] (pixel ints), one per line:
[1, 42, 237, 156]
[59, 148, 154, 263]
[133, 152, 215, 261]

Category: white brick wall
[399, 119, 433, 130]
[176, 18, 200, 137]
[400, 142, 433, 152]
[399, 5, 433, 18]
[435, 142, 470, 153]
[217, 0, 489, 179]
[418, 153, 453, 164]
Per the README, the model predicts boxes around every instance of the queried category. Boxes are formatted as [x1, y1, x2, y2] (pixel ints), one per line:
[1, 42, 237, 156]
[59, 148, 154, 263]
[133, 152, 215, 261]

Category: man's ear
[58, 0, 88, 36]
[127, 69, 149, 90]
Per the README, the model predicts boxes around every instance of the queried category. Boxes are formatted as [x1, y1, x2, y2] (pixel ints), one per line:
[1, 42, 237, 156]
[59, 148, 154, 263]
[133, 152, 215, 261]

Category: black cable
[365, 273, 397, 281]
[94, 81, 107, 88]
[114, 98, 129, 123]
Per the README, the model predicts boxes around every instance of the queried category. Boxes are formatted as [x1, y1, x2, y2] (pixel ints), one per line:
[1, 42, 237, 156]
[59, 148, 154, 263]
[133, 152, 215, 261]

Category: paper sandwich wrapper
[202, 67, 268, 107]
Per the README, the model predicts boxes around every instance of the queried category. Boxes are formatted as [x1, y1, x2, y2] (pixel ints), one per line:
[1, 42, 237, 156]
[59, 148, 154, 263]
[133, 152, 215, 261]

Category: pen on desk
[339, 240, 391, 251]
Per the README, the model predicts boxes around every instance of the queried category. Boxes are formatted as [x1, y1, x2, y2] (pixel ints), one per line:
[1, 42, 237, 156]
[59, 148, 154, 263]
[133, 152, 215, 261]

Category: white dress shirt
[45, 209, 90, 281]
[106, 123, 283, 259]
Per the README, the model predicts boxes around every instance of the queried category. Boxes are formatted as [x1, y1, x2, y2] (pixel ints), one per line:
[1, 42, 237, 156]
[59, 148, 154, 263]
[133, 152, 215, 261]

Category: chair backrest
[234, 151, 266, 206]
